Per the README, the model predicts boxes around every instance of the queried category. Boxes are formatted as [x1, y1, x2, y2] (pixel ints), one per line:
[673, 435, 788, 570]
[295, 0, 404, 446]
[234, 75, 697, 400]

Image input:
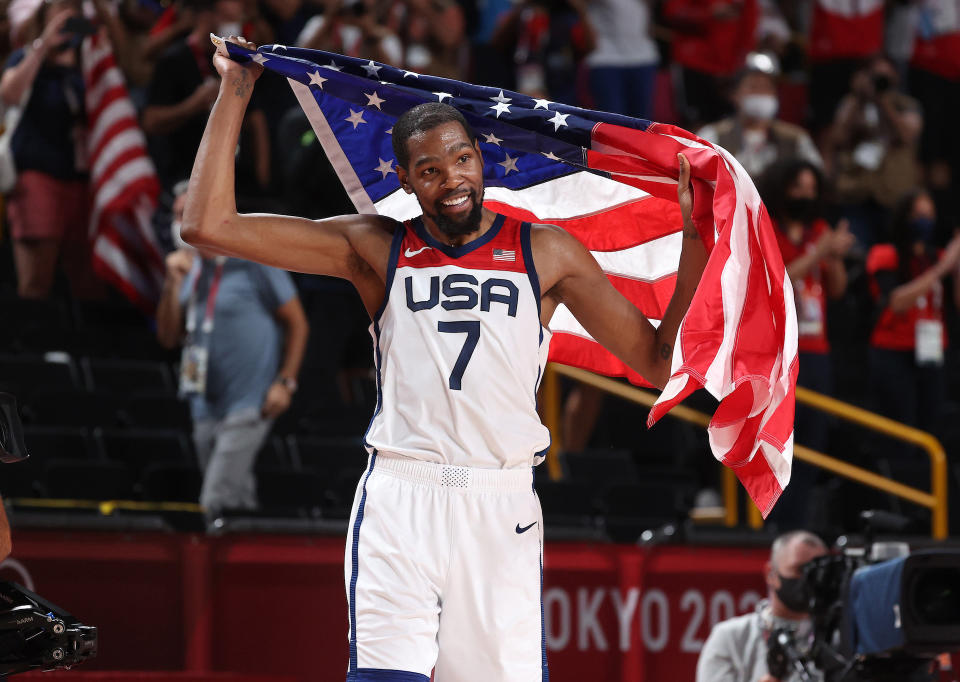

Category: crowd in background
[1, 0, 959, 530]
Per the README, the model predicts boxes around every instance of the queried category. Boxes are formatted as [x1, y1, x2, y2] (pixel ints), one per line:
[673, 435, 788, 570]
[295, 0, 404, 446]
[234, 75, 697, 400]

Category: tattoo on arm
[659, 342, 672, 360]
[683, 222, 700, 240]
[233, 70, 250, 98]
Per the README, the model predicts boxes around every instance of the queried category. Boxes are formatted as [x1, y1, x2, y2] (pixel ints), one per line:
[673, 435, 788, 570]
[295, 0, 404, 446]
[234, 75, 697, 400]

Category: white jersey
[363, 213, 552, 469]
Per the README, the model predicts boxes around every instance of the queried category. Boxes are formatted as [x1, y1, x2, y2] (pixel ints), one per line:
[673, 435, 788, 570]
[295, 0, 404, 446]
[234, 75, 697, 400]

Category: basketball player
[182, 38, 708, 682]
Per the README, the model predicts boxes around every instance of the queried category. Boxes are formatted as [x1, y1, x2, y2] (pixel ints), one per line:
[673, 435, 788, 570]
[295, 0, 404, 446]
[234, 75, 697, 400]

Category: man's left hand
[261, 382, 292, 418]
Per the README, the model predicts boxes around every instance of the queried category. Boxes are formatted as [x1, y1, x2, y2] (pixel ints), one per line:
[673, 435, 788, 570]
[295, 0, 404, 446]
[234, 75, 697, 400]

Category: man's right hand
[211, 36, 264, 93]
[165, 249, 195, 284]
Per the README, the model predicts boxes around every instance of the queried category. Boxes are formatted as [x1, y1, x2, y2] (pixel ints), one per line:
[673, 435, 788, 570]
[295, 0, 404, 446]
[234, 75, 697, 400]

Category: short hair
[770, 530, 827, 570]
[391, 102, 477, 169]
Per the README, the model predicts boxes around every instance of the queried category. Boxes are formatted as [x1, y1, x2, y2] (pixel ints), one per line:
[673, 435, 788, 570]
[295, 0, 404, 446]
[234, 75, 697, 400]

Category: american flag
[83, 33, 165, 313]
[216, 38, 798, 516]
[492, 248, 516, 262]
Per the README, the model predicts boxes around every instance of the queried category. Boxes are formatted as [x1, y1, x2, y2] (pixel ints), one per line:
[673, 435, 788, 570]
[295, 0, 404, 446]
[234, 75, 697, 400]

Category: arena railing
[540, 364, 949, 540]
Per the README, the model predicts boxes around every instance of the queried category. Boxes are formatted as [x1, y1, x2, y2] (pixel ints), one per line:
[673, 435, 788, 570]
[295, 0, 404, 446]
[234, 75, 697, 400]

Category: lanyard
[185, 260, 225, 336]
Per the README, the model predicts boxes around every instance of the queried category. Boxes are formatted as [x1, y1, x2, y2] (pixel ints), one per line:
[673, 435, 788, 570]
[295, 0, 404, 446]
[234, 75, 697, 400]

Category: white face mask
[217, 22, 243, 38]
[740, 94, 779, 121]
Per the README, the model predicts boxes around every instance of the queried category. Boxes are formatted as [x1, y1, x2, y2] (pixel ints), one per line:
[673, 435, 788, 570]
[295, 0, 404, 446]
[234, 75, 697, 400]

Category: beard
[429, 189, 484, 238]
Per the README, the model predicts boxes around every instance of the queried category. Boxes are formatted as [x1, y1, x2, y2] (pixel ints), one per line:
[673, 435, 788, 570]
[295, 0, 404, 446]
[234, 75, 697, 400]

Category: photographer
[697, 531, 827, 682]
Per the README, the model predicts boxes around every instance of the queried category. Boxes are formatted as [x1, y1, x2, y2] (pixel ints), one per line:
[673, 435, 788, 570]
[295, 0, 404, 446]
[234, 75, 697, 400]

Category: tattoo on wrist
[683, 223, 699, 240]
[659, 343, 672, 360]
[233, 70, 250, 98]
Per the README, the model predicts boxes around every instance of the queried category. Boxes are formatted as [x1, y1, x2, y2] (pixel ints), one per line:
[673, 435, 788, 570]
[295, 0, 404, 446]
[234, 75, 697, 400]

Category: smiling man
[182, 38, 708, 682]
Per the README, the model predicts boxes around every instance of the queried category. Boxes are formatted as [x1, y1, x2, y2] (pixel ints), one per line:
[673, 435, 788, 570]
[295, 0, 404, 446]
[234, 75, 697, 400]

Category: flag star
[533, 98, 551, 110]
[541, 151, 561, 161]
[482, 132, 503, 146]
[490, 90, 512, 104]
[403, 70, 420, 78]
[385, 127, 393, 134]
[434, 92, 453, 102]
[374, 157, 396, 179]
[547, 111, 570, 131]
[267, 44, 287, 52]
[321, 61, 343, 71]
[308, 71, 327, 89]
[362, 60, 382, 77]
[345, 109, 366, 129]
[365, 91, 386, 109]
[498, 154, 519, 174]
[252, 53, 269, 65]
[490, 101, 512, 118]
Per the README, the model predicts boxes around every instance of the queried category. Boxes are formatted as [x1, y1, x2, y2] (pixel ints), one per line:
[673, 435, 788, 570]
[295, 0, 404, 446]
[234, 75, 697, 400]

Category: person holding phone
[0, 0, 102, 300]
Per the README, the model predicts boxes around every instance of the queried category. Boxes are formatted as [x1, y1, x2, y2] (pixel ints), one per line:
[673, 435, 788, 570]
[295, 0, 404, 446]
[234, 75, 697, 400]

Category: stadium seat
[140, 463, 203, 503]
[254, 435, 291, 472]
[21, 425, 101, 461]
[118, 393, 192, 430]
[535, 480, 603, 533]
[22, 389, 120, 428]
[98, 428, 194, 477]
[44, 459, 135, 500]
[601, 483, 684, 543]
[287, 435, 366, 478]
[0, 295, 71, 353]
[73, 300, 170, 361]
[82, 358, 175, 395]
[256, 469, 326, 518]
[0, 457, 44, 498]
[0, 353, 81, 397]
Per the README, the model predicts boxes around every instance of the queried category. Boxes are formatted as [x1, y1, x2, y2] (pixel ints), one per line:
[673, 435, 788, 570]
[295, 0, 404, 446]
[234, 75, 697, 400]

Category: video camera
[767, 512, 960, 682]
[0, 393, 99, 676]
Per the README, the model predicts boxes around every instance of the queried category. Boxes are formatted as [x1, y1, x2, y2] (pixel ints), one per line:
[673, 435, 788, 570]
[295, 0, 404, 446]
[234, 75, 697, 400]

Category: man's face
[398, 121, 485, 238]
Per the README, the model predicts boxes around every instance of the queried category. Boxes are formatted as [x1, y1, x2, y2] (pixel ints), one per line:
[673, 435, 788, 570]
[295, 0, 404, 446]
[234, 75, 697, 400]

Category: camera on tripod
[767, 512, 960, 682]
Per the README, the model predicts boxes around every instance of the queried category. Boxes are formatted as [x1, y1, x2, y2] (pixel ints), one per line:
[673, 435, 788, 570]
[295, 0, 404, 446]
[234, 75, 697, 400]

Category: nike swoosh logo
[515, 522, 537, 534]
[404, 246, 431, 257]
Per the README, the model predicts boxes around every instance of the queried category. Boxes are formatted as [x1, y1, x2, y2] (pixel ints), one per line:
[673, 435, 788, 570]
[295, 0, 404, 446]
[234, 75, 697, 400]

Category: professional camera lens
[911, 567, 960, 626]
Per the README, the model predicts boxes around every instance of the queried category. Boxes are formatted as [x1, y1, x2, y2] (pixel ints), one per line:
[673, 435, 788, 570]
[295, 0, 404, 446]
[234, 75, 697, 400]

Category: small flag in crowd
[215, 37, 798, 517]
[83, 33, 164, 313]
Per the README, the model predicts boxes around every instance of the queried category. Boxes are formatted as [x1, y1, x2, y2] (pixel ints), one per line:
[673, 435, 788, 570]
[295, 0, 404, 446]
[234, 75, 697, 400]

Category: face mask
[217, 22, 243, 37]
[911, 217, 935, 244]
[784, 197, 819, 224]
[740, 94, 779, 121]
[776, 573, 811, 613]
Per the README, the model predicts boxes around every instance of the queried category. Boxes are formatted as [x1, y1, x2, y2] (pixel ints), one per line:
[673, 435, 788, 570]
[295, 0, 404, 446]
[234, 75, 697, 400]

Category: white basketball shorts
[344, 452, 548, 682]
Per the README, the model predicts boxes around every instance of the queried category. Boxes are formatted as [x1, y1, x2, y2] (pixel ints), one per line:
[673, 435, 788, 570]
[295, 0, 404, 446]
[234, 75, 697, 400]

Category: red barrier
[1, 530, 769, 681]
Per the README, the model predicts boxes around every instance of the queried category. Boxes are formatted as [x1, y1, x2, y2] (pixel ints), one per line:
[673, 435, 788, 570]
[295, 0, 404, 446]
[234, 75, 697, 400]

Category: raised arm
[179, 38, 394, 287]
[537, 154, 708, 389]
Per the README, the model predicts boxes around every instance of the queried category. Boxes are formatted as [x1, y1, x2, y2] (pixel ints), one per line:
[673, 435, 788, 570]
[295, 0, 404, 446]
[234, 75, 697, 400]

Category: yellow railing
[542, 363, 949, 539]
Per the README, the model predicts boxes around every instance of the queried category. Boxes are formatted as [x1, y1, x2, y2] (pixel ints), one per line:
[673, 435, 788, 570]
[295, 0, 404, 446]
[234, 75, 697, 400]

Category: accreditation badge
[179, 343, 209, 395]
[915, 319, 944, 367]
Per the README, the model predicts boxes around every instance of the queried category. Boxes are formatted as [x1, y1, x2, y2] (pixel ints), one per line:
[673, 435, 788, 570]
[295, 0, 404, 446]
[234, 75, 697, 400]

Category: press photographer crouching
[697, 530, 828, 682]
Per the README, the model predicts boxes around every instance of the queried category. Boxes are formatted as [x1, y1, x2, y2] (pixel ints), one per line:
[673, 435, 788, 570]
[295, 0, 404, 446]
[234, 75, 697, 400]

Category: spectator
[865, 189, 960, 434]
[699, 53, 822, 180]
[662, 0, 758, 128]
[0, 0, 103, 300]
[806, 0, 884, 134]
[826, 55, 922, 248]
[156, 185, 309, 524]
[760, 158, 853, 529]
[298, 0, 402, 67]
[582, 0, 657, 118]
[143, 0, 273, 196]
[909, 0, 960, 231]
[490, 0, 593, 103]
[89, 0, 165, 106]
[389, 0, 467, 80]
[697, 530, 828, 682]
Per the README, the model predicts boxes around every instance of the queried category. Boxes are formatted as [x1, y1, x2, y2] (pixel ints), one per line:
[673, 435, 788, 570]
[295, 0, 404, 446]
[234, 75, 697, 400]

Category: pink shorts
[7, 170, 90, 242]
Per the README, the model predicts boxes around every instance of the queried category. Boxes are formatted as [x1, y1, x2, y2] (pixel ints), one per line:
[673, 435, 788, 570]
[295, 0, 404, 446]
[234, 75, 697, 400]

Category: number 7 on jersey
[438, 321, 480, 390]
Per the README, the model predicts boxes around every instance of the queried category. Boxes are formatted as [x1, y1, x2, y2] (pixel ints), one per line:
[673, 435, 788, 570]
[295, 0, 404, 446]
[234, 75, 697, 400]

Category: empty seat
[601, 483, 683, 543]
[22, 425, 100, 461]
[45, 459, 135, 500]
[0, 353, 80, 396]
[118, 393, 192, 430]
[82, 359, 174, 395]
[0, 458, 44, 497]
[255, 435, 291, 471]
[256, 469, 326, 518]
[98, 428, 193, 476]
[72, 300, 168, 360]
[535, 480, 602, 531]
[287, 435, 366, 478]
[23, 389, 120, 428]
[0, 296, 71, 352]
[140, 463, 203, 503]
[564, 449, 639, 486]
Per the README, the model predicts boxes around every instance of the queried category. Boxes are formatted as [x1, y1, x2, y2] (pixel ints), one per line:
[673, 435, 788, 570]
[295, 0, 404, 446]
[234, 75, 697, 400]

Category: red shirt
[663, 0, 758, 76]
[808, 0, 884, 62]
[866, 244, 947, 351]
[776, 219, 830, 354]
[911, 2, 960, 81]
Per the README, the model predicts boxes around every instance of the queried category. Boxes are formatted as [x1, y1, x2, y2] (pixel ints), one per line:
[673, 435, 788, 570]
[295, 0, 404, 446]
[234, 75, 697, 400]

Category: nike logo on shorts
[515, 522, 537, 534]
[404, 246, 431, 257]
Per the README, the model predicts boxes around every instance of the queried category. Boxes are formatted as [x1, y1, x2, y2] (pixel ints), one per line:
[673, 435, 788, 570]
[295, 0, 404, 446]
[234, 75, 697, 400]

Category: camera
[0, 581, 97, 675]
[767, 513, 960, 682]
